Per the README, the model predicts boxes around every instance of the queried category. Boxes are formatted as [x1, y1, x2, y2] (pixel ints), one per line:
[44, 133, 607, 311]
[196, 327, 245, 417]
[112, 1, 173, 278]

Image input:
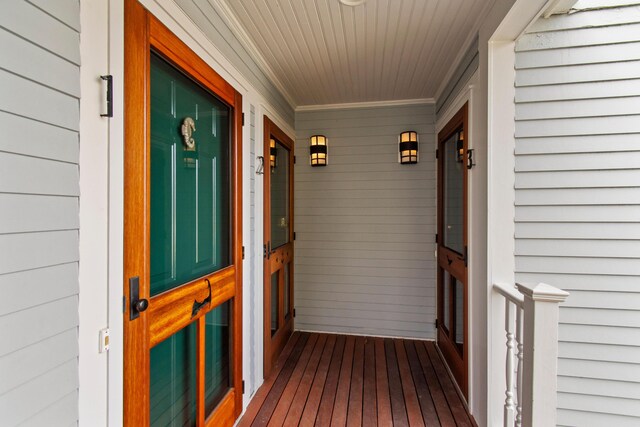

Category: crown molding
[209, 0, 298, 110]
[296, 97, 436, 112]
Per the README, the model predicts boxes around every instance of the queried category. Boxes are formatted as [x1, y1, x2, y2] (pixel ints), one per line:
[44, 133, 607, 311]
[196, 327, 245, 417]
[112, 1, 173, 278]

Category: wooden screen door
[263, 117, 295, 377]
[436, 103, 469, 399]
[123, 1, 243, 425]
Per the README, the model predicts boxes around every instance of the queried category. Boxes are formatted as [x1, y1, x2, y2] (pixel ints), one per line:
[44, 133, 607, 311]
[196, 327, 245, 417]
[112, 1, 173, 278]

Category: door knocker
[181, 117, 196, 151]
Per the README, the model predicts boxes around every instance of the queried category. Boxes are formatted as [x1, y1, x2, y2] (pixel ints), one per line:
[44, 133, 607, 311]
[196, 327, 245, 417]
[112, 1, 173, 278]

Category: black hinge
[464, 246, 468, 267]
[435, 233, 438, 243]
[100, 75, 113, 118]
[242, 380, 245, 394]
[242, 246, 245, 260]
[294, 156, 296, 164]
[435, 319, 438, 328]
[293, 232, 296, 241]
[263, 244, 267, 259]
[435, 149, 439, 159]
[293, 308, 296, 318]
[122, 296, 126, 314]
[242, 113, 245, 126]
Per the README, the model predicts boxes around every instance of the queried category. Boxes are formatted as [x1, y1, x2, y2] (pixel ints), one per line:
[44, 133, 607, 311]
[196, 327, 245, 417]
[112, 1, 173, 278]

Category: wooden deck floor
[238, 332, 475, 427]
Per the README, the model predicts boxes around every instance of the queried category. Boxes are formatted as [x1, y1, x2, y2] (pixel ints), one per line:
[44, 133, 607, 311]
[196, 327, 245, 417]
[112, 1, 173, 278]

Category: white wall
[513, 2, 640, 425]
[294, 103, 437, 340]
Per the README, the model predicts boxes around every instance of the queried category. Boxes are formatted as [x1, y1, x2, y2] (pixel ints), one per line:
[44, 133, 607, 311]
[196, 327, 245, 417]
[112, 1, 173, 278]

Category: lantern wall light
[310, 135, 328, 166]
[269, 138, 277, 169]
[399, 131, 418, 164]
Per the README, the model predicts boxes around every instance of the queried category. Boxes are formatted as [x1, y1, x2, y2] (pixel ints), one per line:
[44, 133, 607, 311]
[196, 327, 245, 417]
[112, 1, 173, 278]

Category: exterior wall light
[310, 135, 328, 166]
[270, 138, 277, 169]
[456, 131, 464, 163]
[399, 131, 418, 164]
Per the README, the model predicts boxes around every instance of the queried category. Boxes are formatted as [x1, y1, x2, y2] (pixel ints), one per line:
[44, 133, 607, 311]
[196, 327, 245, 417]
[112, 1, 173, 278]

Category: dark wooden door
[263, 117, 295, 377]
[436, 103, 469, 399]
[123, 1, 243, 425]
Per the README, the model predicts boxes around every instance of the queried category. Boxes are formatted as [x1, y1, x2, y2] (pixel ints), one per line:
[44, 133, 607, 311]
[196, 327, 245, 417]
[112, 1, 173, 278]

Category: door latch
[192, 279, 212, 318]
[129, 276, 149, 320]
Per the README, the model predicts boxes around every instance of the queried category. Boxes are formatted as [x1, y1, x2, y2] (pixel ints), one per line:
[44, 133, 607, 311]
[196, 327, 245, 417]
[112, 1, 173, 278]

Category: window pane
[270, 139, 290, 249]
[150, 322, 197, 427]
[443, 270, 450, 331]
[284, 263, 291, 319]
[205, 301, 231, 415]
[443, 131, 464, 254]
[150, 52, 231, 297]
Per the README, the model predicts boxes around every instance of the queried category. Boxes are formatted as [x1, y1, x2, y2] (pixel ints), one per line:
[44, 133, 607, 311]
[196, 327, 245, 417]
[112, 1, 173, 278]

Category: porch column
[516, 283, 569, 427]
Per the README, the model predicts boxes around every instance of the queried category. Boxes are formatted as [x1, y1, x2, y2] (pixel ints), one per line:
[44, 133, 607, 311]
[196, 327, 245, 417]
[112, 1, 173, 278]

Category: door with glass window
[124, 1, 243, 425]
[436, 103, 469, 399]
[263, 117, 294, 377]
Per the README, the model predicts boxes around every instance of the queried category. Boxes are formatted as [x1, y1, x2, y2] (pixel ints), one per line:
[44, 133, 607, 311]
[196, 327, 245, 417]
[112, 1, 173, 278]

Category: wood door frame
[263, 116, 295, 378]
[123, 0, 243, 425]
[436, 102, 469, 399]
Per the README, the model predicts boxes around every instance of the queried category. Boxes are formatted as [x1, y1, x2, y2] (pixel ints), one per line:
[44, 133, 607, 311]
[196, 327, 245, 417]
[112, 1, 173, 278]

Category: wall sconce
[310, 135, 328, 166]
[456, 131, 464, 163]
[399, 131, 418, 164]
[270, 138, 277, 169]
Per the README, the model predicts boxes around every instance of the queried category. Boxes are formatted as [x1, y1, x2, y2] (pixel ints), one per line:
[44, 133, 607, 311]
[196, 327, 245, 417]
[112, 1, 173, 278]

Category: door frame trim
[123, 0, 243, 424]
[262, 116, 295, 378]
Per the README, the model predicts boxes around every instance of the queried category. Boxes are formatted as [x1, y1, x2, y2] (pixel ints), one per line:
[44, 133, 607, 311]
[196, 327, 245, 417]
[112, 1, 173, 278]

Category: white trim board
[296, 97, 435, 112]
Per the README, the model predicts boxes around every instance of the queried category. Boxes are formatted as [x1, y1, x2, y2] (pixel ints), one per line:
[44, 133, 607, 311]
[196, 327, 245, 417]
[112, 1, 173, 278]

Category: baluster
[504, 301, 516, 427]
[515, 306, 524, 427]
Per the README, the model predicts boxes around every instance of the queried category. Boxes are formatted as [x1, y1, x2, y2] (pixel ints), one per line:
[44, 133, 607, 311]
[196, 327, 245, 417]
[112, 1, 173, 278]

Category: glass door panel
[270, 140, 290, 249]
[205, 301, 231, 415]
[443, 132, 464, 255]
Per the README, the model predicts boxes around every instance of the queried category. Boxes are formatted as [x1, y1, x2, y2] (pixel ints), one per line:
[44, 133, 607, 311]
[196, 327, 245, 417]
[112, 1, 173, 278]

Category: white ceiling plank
[213, 0, 490, 107]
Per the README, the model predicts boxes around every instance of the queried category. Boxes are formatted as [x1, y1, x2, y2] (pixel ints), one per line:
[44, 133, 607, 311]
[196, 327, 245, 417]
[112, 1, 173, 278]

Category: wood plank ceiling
[217, 0, 489, 107]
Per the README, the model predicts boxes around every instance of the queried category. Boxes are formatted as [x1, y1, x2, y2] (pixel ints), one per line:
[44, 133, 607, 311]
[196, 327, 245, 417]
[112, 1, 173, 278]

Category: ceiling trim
[296, 97, 435, 112]
[210, 0, 298, 109]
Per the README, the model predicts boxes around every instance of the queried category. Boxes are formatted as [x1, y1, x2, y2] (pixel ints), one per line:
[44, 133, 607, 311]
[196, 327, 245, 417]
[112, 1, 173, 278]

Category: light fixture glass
[399, 131, 418, 164]
[456, 131, 464, 163]
[310, 135, 328, 166]
[270, 138, 277, 169]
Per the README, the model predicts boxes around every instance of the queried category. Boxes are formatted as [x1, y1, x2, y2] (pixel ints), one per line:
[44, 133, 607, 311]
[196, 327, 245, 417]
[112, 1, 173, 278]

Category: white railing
[492, 282, 569, 427]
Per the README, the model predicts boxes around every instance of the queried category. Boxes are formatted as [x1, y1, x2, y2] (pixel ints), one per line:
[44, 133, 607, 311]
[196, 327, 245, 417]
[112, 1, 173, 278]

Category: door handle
[192, 279, 212, 318]
[447, 256, 453, 265]
[129, 276, 149, 320]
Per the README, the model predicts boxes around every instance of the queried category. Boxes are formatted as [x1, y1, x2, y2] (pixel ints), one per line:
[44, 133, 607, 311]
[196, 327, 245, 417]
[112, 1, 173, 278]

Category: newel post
[516, 283, 569, 427]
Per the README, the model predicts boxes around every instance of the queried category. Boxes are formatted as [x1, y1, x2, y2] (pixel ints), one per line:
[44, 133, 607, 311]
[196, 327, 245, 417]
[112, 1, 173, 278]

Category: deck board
[239, 332, 474, 426]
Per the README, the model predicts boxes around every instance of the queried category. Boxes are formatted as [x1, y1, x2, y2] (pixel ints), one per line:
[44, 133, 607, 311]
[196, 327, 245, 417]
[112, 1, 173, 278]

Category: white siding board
[558, 358, 640, 382]
[562, 291, 640, 310]
[0, 70, 79, 131]
[558, 409, 640, 427]
[27, 0, 81, 31]
[560, 342, 640, 365]
[557, 392, 640, 418]
[0, 0, 80, 64]
[515, 60, 640, 87]
[516, 256, 638, 275]
[0, 296, 78, 357]
[0, 112, 78, 163]
[0, 263, 78, 316]
[559, 376, 640, 400]
[0, 359, 78, 426]
[516, 22, 640, 50]
[515, 96, 640, 120]
[515, 239, 640, 258]
[0, 194, 79, 234]
[0, 153, 79, 196]
[561, 307, 640, 328]
[295, 105, 435, 338]
[515, 188, 640, 206]
[0, 230, 79, 275]
[515, 205, 640, 223]
[515, 170, 640, 188]
[516, 272, 640, 292]
[515, 79, 640, 103]
[516, 222, 640, 239]
[0, 328, 77, 395]
[515, 151, 640, 172]
[19, 390, 78, 427]
[516, 41, 640, 69]
[515, 115, 640, 137]
[515, 133, 640, 154]
[529, 4, 640, 32]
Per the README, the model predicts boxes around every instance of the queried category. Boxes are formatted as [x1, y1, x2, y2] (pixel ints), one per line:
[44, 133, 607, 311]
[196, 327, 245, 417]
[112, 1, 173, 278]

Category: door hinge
[263, 244, 267, 259]
[122, 295, 126, 314]
[435, 319, 438, 329]
[100, 75, 113, 118]
[293, 308, 296, 318]
[435, 233, 438, 243]
[435, 149, 439, 159]
[464, 246, 468, 267]
[242, 380, 245, 394]
[242, 246, 245, 260]
[242, 113, 245, 126]
[294, 155, 296, 164]
[293, 232, 296, 241]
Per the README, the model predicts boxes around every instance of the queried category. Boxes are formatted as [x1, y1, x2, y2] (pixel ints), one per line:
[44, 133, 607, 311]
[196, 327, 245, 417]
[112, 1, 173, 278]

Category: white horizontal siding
[0, 1, 79, 425]
[295, 104, 436, 339]
[514, 2, 640, 424]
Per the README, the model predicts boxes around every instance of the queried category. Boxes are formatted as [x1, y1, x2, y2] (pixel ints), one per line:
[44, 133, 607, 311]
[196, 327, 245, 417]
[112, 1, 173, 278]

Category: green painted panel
[204, 300, 231, 416]
[150, 52, 231, 297]
[150, 322, 197, 426]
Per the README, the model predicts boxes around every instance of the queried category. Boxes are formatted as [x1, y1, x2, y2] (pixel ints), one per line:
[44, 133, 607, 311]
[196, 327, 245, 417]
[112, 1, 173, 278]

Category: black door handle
[192, 279, 212, 318]
[129, 276, 148, 320]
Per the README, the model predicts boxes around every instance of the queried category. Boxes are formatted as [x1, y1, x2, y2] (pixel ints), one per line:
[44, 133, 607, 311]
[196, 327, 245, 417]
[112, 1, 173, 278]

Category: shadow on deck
[238, 331, 475, 426]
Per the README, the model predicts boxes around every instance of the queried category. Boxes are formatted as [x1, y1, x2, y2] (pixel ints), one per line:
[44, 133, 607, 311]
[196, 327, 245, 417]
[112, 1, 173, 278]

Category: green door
[123, 3, 243, 425]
